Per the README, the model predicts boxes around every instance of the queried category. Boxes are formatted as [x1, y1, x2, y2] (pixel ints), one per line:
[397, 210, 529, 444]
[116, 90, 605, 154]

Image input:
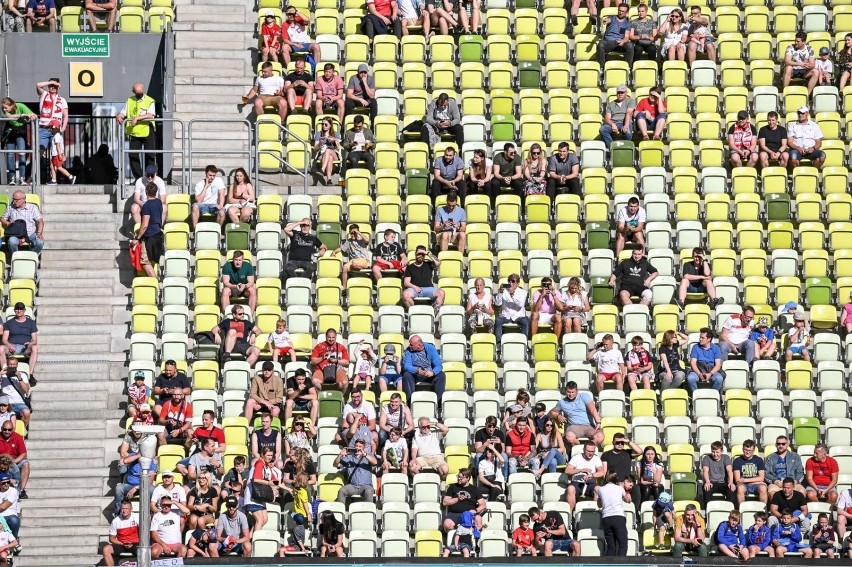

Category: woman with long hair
[838, 34, 852, 90]
[1, 97, 36, 185]
[522, 143, 547, 196]
[562, 276, 590, 334]
[636, 446, 664, 502]
[657, 329, 688, 390]
[465, 148, 494, 204]
[225, 167, 255, 223]
[659, 9, 688, 61]
[318, 510, 346, 557]
[313, 116, 341, 185]
[535, 417, 567, 477]
[186, 472, 220, 530]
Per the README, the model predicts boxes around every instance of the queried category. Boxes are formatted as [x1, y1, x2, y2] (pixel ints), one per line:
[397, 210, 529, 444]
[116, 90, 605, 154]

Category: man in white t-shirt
[719, 306, 756, 364]
[565, 441, 604, 508]
[588, 333, 626, 393]
[409, 417, 449, 478]
[149, 471, 189, 518]
[615, 196, 646, 255]
[131, 164, 167, 225]
[191, 164, 226, 227]
[243, 61, 287, 121]
[0, 474, 19, 538]
[787, 106, 825, 170]
[150, 496, 186, 558]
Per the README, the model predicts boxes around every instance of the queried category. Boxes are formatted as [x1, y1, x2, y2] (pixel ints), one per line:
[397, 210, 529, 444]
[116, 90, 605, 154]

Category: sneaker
[674, 298, 684, 309]
[282, 545, 297, 553]
[8, 177, 15, 186]
[46, 179, 57, 186]
[69, 175, 77, 185]
[710, 297, 722, 309]
[496, 494, 506, 502]
[18, 490, 27, 499]
[570, 14, 578, 25]
[655, 544, 666, 550]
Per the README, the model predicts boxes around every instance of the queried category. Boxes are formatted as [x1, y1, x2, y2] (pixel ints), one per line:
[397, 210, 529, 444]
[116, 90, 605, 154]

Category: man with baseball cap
[600, 84, 635, 149]
[787, 106, 825, 170]
[151, 495, 187, 558]
[130, 164, 167, 224]
[728, 110, 759, 168]
[245, 361, 283, 423]
[345, 63, 378, 124]
[210, 496, 251, 557]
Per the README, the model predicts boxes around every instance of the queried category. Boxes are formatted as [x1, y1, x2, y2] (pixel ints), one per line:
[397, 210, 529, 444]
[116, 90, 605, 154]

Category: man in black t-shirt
[609, 246, 658, 306]
[284, 369, 317, 423]
[402, 245, 445, 310]
[212, 306, 262, 366]
[676, 247, 720, 309]
[441, 468, 486, 532]
[529, 506, 580, 556]
[283, 59, 314, 115]
[758, 111, 790, 169]
[283, 218, 327, 280]
[153, 359, 191, 414]
[372, 229, 407, 280]
[0, 302, 39, 377]
[768, 477, 811, 531]
[601, 433, 641, 504]
[473, 416, 508, 478]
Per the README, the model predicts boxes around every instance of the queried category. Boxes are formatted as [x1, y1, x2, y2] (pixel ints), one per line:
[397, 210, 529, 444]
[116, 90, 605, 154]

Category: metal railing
[257, 120, 311, 194]
[187, 118, 256, 190]
[0, 118, 40, 187]
[65, 115, 123, 172]
[118, 117, 186, 199]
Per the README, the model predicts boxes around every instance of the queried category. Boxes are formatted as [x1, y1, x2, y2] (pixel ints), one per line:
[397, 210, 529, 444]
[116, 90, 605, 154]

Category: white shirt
[722, 314, 753, 345]
[120, 97, 156, 118]
[255, 75, 285, 96]
[150, 511, 183, 545]
[413, 430, 443, 457]
[788, 324, 811, 347]
[616, 206, 646, 226]
[594, 347, 624, 374]
[151, 484, 187, 517]
[397, 0, 421, 19]
[568, 453, 602, 480]
[268, 330, 292, 348]
[837, 488, 852, 512]
[134, 176, 167, 203]
[0, 487, 18, 516]
[815, 58, 833, 73]
[598, 483, 625, 518]
[193, 176, 226, 206]
[343, 400, 376, 423]
[493, 287, 528, 322]
[564, 291, 588, 310]
[478, 457, 504, 483]
[787, 120, 823, 149]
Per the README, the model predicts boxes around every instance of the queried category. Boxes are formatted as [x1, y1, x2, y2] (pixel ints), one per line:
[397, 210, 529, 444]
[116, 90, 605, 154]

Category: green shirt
[222, 261, 254, 285]
[5, 103, 34, 129]
[493, 152, 522, 178]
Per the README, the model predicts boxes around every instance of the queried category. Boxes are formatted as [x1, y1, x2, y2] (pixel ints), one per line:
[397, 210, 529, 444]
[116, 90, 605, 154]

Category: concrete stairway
[15, 186, 130, 566]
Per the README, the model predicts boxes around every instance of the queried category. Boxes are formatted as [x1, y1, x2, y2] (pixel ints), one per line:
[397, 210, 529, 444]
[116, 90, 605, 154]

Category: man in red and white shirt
[719, 306, 756, 364]
[103, 500, 139, 566]
[281, 7, 321, 67]
[310, 328, 350, 395]
[0, 420, 28, 498]
[728, 110, 759, 168]
[35, 78, 68, 153]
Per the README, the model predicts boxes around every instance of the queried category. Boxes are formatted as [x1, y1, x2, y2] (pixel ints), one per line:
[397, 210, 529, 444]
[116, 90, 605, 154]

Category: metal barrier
[65, 115, 123, 172]
[0, 118, 40, 188]
[256, 120, 311, 194]
[187, 117, 256, 190]
[118, 117, 187, 199]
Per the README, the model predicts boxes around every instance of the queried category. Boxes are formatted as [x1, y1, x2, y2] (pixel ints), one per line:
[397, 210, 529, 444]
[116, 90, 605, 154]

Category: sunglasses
[508, 279, 518, 283]
[531, 151, 540, 156]
[1, 429, 12, 432]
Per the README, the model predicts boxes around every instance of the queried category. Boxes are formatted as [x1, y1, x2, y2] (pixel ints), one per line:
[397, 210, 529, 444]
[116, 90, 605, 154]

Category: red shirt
[367, 0, 394, 17]
[806, 455, 839, 486]
[159, 399, 192, 425]
[261, 22, 282, 47]
[110, 514, 141, 545]
[0, 433, 26, 459]
[506, 427, 533, 457]
[513, 527, 534, 547]
[311, 341, 349, 371]
[636, 97, 667, 120]
[193, 425, 225, 446]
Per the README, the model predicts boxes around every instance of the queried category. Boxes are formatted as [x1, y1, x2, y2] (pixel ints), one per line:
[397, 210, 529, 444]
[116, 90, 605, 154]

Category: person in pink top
[840, 291, 852, 334]
[635, 86, 667, 141]
[313, 64, 345, 123]
[531, 277, 566, 339]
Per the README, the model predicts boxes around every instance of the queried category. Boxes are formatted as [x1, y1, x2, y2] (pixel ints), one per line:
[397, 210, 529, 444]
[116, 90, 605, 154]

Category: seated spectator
[0, 361, 29, 429]
[672, 504, 709, 558]
[260, 11, 282, 63]
[427, 0, 457, 36]
[0, 303, 37, 379]
[550, 382, 605, 447]
[113, 435, 155, 518]
[383, 427, 410, 474]
[150, 496, 187, 559]
[629, 5, 657, 62]
[657, 330, 687, 390]
[245, 361, 283, 423]
[636, 446, 664, 502]
[398, 0, 429, 36]
[361, 0, 402, 39]
[491, 143, 524, 201]
[336, 411, 378, 455]
[190, 164, 225, 227]
[430, 147, 465, 203]
[588, 334, 626, 393]
[765, 436, 806, 498]
[733, 439, 768, 505]
[152, 360, 190, 415]
[768, 477, 810, 533]
[493, 274, 529, 341]
[156, 391, 193, 446]
[283, 218, 326, 280]
[221, 455, 249, 501]
[402, 246, 445, 310]
[209, 496, 251, 557]
[345, 65, 378, 124]
[596, 4, 633, 68]
[343, 388, 377, 439]
[442, 468, 485, 531]
[309, 328, 350, 395]
[477, 442, 505, 501]
[243, 61, 287, 122]
[522, 143, 547, 197]
[600, 84, 635, 149]
[281, 447, 317, 487]
[334, 439, 377, 504]
[546, 141, 580, 199]
[810, 514, 837, 559]
[782, 32, 816, 90]
[284, 369, 317, 424]
[224, 168, 255, 224]
[728, 110, 759, 168]
[839, 34, 852, 91]
[401, 335, 446, 401]
[372, 228, 406, 281]
[465, 148, 495, 205]
[814, 47, 834, 89]
[685, 6, 716, 65]
[422, 93, 463, 150]
[701, 441, 735, 506]
[377, 391, 414, 447]
[25, 0, 56, 31]
[103, 500, 140, 566]
[318, 510, 346, 557]
[805, 444, 839, 505]
[130, 165, 166, 227]
[284, 416, 315, 456]
[457, 0, 480, 33]
[313, 94, 344, 170]
[331, 223, 370, 288]
[676, 247, 720, 309]
[751, 317, 777, 360]
[283, 59, 314, 116]
[280, 8, 321, 67]
[614, 197, 647, 256]
[535, 417, 567, 476]
[343, 115, 376, 173]
[530, 277, 565, 338]
[635, 87, 667, 141]
[686, 328, 724, 393]
[220, 251, 256, 316]
[268, 318, 296, 365]
[2, 190, 44, 254]
[719, 306, 756, 363]
[125, 371, 150, 422]
[247, 448, 280, 529]
[787, 106, 825, 170]
[502, 389, 534, 431]
[658, 9, 687, 61]
[561, 277, 590, 334]
[770, 509, 812, 558]
[433, 191, 466, 252]
[186, 472, 219, 532]
[565, 441, 604, 508]
[506, 417, 540, 476]
[3, 1, 26, 32]
[625, 335, 654, 390]
[85, 0, 117, 32]
[601, 433, 642, 503]
[758, 111, 790, 169]
[530, 506, 581, 557]
[466, 277, 495, 334]
[187, 437, 224, 484]
[610, 246, 657, 306]
[211, 306, 261, 366]
[409, 417, 449, 478]
[378, 344, 403, 392]
[474, 415, 508, 476]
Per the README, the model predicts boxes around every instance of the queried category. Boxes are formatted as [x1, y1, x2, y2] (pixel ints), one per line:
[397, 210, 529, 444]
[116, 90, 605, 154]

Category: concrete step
[42, 240, 121, 251]
[36, 296, 127, 306]
[43, 184, 112, 194]
[36, 258, 118, 270]
[36, 304, 115, 321]
[41, 202, 114, 213]
[176, 38, 252, 51]
[184, 22, 255, 32]
[14, 554, 104, 567]
[21, 508, 104, 525]
[36, 278, 118, 291]
[44, 213, 120, 224]
[27, 476, 115, 491]
[40, 249, 120, 261]
[21, 514, 108, 531]
[175, 75, 253, 86]
[173, 4, 248, 18]
[38, 232, 119, 244]
[21, 496, 113, 511]
[27, 410, 125, 423]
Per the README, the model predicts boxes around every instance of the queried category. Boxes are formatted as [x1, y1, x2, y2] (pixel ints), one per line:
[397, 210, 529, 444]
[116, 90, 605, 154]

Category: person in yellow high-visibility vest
[116, 82, 157, 181]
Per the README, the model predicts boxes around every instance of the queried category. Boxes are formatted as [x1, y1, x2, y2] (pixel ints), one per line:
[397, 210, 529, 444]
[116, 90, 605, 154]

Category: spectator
[190, 164, 225, 227]
[131, 181, 164, 280]
[473, 415, 509, 479]
[331, 223, 370, 288]
[782, 32, 816, 90]
[0, 361, 29, 429]
[247, 448, 280, 529]
[512, 514, 536, 556]
[268, 318, 296, 366]
[659, 9, 687, 61]
[313, 116, 342, 186]
[676, 247, 720, 309]
[457, 0, 480, 33]
[531, 277, 566, 338]
[610, 246, 657, 306]
[466, 277, 495, 333]
[35, 78, 67, 155]
[3, 0, 26, 31]
[401, 335, 446, 401]
[733, 439, 768, 505]
[625, 335, 654, 390]
[814, 47, 834, 87]
[442, 468, 485, 532]
[728, 110, 759, 168]
[811, 513, 836, 559]
[224, 168, 255, 224]
[25, 0, 55, 31]
[211, 306, 261, 366]
[284, 417, 315, 456]
[430, 147, 465, 203]
[629, 4, 657, 62]
[657, 330, 687, 390]
[334, 439, 377, 503]
[243, 61, 287, 123]
[1, 190, 43, 254]
[530, 505, 580, 556]
[600, 84, 635, 149]
[221, 455, 249, 501]
[409, 417, 449, 478]
[433, 191, 466, 252]
[343, 115, 376, 173]
[546, 141, 580, 199]
[685, 6, 716, 65]
[0, 302, 38, 378]
[598, 470, 631, 556]
[751, 317, 777, 360]
[535, 417, 567, 476]
[477, 442, 505, 501]
[284, 369, 317, 424]
[152, 360, 190, 415]
[281, 447, 317, 487]
[402, 246, 445, 311]
[309, 328, 350, 395]
[382, 426, 409, 474]
[378, 344, 403, 393]
[839, 33, 852, 91]
[502, 389, 534, 431]
[314, 67, 345, 128]
[187, 438, 224, 483]
[768, 477, 810, 531]
[113, 432, 153, 517]
[561, 277, 590, 334]
[650, 491, 674, 549]
[805, 444, 839, 504]
[506, 418, 539, 476]
[686, 327, 724, 393]
[130, 165, 166, 226]
[260, 11, 281, 62]
[785, 312, 812, 362]
[567, 0, 596, 26]
[550, 381, 604, 447]
[491, 143, 524, 201]
[614, 197, 647, 255]
[428, 0, 458, 36]
[398, 0, 428, 36]
[209, 496, 252, 558]
[701, 441, 735, 505]
[565, 441, 604, 508]
[361, 0, 402, 39]
[220, 250, 256, 315]
[46, 122, 75, 185]
[493, 274, 529, 341]
[835, 486, 852, 540]
[597, 4, 633, 68]
[318, 510, 346, 557]
[125, 372, 150, 422]
[601, 432, 641, 498]
[465, 148, 495, 205]
[671, 503, 708, 558]
[190, 410, 225, 456]
[283, 59, 314, 116]
[343, 389, 378, 441]
[635, 87, 667, 141]
[522, 143, 547, 197]
[422, 93, 463, 150]
[157, 389, 193, 446]
[345, 64, 378, 124]
[283, 218, 326, 280]
[377, 391, 414, 447]
[719, 306, 756, 363]
[280, 7, 321, 67]
[372, 228, 407, 281]
[1, 98, 36, 186]
[765, 435, 806, 497]
[770, 508, 812, 558]
[714, 511, 746, 561]
[116, 82, 155, 179]
[244, 361, 283, 423]
[746, 512, 774, 558]
[148, 474, 188, 525]
[103, 500, 140, 566]
[186, 472, 219, 532]
[758, 111, 790, 169]
[85, 143, 118, 184]
[150, 496, 187, 559]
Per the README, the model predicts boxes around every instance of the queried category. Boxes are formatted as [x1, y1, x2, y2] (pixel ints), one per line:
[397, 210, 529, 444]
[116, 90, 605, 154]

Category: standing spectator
[25, 0, 55, 31]
[565, 441, 604, 508]
[610, 246, 657, 306]
[1, 97, 35, 186]
[600, 85, 635, 149]
[596, 4, 633, 67]
[782, 32, 816, 90]
[211, 307, 261, 366]
[765, 436, 805, 497]
[331, 223, 370, 288]
[751, 317, 777, 360]
[529, 506, 580, 556]
[522, 143, 547, 197]
[629, 4, 657, 62]
[685, 6, 716, 65]
[719, 306, 756, 363]
[442, 468, 485, 532]
[343, 115, 376, 173]
[150, 496, 187, 559]
[635, 87, 667, 141]
[785, 312, 812, 362]
[465, 148, 495, 205]
[409, 418, 449, 478]
[314, 65, 345, 125]
[550, 381, 604, 447]
[466, 277, 495, 333]
[103, 500, 140, 566]
[491, 143, 524, 201]
[676, 247, 719, 309]
[35, 78, 67, 155]
[243, 61, 287, 122]
[220, 251, 256, 315]
[401, 335, 446, 402]
[758, 111, 790, 169]
[283, 59, 314, 116]
[313, 116, 342, 186]
[283, 218, 326, 280]
[190, 164, 225, 227]
[657, 330, 687, 390]
[562, 277, 590, 334]
[614, 197, 647, 256]
[2, 190, 43, 254]
[244, 361, 283, 423]
[433, 191, 466, 252]
[309, 328, 350, 395]
[280, 7, 321, 67]
[85, 143, 118, 184]
[345, 65, 378, 124]
[598, 470, 630, 556]
[493, 274, 529, 340]
[701, 441, 735, 505]
[839, 33, 852, 91]
[422, 93, 463, 150]
[768, 477, 810, 531]
[659, 9, 687, 61]
[334, 439, 377, 503]
[130, 165, 166, 227]
[402, 246, 445, 310]
[671, 504, 708, 557]
[361, 0, 402, 38]
[116, 82, 156, 179]
[686, 327, 724, 393]
[260, 12, 281, 62]
[733, 439, 768, 505]
[805, 444, 839, 505]
[372, 228, 407, 281]
[545, 141, 580, 199]
[47, 122, 75, 185]
[728, 110, 759, 168]
[530, 277, 565, 338]
[430, 147, 465, 203]
[588, 333, 626, 393]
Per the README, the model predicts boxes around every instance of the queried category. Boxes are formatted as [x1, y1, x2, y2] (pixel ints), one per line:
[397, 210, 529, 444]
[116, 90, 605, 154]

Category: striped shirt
[3, 204, 41, 236]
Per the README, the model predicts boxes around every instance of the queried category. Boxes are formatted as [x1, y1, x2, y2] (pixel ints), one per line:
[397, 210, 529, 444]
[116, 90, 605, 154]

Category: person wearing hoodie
[716, 510, 748, 561]
[771, 509, 812, 558]
[746, 511, 774, 558]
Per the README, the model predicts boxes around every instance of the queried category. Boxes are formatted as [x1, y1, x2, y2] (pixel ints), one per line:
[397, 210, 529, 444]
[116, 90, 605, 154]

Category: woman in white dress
[562, 277, 591, 334]
[224, 167, 256, 223]
[466, 277, 495, 332]
[659, 9, 688, 61]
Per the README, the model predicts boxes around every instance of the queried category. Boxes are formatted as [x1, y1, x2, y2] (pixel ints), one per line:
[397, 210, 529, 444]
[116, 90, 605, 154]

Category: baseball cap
[0, 397, 8, 406]
[358, 343, 371, 352]
[797, 105, 810, 114]
[226, 496, 239, 507]
[133, 371, 146, 380]
[757, 317, 768, 327]
[384, 344, 396, 354]
[265, 10, 275, 17]
[13, 302, 25, 311]
[508, 404, 523, 413]
[140, 403, 151, 413]
[794, 312, 805, 321]
[783, 301, 798, 312]
[145, 164, 158, 175]
[657, 491, 672, 504]
[262, 361, 274, 371]
[0, 474, 12, 483]
[162, 470, 174, 477]
[820, 47, 830, 55]
[357, 63, 369, 73]
[616, 84, 628, 93]
[737, 110, 749, 120]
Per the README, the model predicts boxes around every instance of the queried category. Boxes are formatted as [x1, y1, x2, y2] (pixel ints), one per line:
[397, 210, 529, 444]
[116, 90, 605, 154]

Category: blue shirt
[689, 343, 721, 367]
[435, 205, 467, 231]
[141, 198, 163, 238]
[603, 15, 631, 41]
[554, 391, 594, 427]
[749, 328, 775, 343]
[402, 343, 443, 375]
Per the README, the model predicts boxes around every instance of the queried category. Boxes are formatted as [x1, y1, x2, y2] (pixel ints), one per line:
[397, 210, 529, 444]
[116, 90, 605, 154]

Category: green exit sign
[62, 33, 110, 58]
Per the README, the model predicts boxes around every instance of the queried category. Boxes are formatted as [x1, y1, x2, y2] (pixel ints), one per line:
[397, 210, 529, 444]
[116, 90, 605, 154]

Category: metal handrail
[0, 118, 40, 188]
[118, 117, 186, 199]
[187, 118, 256, 190]
[257, 120, 311, 195]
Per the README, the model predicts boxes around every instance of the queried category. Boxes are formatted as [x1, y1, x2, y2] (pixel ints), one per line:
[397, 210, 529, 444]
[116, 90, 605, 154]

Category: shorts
[416, 454, 447, 470]
[258, 95, 283, 108]
[11, 403, 28, 416]
[620, 285, 653, 301]
[565, 425, 596, 439]
[814, 543, 835, 552]
[276, 346, 293, 357]
[159, 542, 184, 554]
[403, 16, 421, 25]
[8, 344, 27, 355]
[687, 282, 705, 293]
[289, 42, 312, 52]
[233, 340, 252, 356]
[50, 156, 63, 168]
[570, 480, 596, 499]
[806, 484, 838, 496]
[409, 287, 437, 299]
[787, 344, 808, 355]
[230, 286, 250, 298]
[538, 312, 557, 326]
[218, 542, 245, 555]
[292, 399, 311, 411]
[109, 543, 139, 557]
[792, 68, 808, 78]
[293, 94, 306, 106]
[444, 511, 473, 526]
[636, 111, 667, 130]
[445, 543, 475, 553]
[743, 483, 763, 495]
[244, 503, 266, 514]
[550, 538, 575, 552]
[789, 149, 826, 161]
[380, 374, 401, 386]
[197, 204, 220, 215]
[781, 543, 808, 552]
[346, 258, 370, 271]
[599, 372, 620, 380]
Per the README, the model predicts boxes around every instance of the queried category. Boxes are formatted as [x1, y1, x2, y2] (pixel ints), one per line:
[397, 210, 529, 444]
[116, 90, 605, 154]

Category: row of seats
[58, 5, 174, 32]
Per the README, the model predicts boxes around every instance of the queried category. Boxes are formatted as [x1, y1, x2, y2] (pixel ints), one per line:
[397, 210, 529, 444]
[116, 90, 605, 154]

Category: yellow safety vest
[125, 94, 156, 138]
